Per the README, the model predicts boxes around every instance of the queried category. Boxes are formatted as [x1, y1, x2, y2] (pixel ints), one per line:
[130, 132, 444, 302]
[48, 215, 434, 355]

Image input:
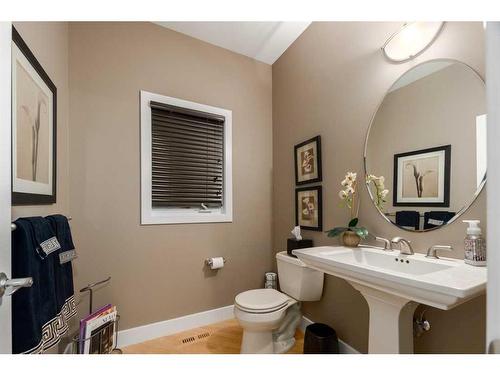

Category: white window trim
[140, 90, 233, 224]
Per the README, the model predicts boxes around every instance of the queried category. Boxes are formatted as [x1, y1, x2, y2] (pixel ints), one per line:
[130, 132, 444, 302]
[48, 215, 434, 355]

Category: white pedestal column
[350, 282, 418, 354]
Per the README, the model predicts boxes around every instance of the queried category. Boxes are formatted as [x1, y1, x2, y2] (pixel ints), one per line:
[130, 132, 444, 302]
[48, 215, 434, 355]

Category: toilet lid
[235, 289, 290, 312]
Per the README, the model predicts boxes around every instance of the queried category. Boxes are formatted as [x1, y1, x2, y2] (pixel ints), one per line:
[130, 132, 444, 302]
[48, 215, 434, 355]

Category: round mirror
[364, 59, 486, 232]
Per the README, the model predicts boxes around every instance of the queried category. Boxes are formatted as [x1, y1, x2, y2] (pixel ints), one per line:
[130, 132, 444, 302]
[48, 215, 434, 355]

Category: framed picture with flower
[294, 136, 322, 185]
[295, 186, 322, 231]
[393, 145, 451, 207]
[11, 26, 57, 205]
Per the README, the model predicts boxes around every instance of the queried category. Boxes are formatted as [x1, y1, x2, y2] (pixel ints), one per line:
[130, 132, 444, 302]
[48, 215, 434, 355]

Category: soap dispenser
[463, 220, 486, 266]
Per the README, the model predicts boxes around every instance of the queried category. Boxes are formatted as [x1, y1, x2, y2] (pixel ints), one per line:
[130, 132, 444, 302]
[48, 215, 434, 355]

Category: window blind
[150, 101, 225, 209]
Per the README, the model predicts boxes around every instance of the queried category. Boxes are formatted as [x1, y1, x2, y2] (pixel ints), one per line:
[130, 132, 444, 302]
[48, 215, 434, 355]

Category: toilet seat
[235, 289, 291, 313]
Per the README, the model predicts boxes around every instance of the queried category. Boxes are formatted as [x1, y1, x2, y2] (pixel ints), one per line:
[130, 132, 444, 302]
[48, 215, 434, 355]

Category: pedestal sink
[293, 246, 486, 354]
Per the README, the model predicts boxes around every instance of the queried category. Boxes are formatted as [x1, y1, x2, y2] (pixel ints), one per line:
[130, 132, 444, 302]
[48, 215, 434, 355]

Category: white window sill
[141, 210, 233, 225]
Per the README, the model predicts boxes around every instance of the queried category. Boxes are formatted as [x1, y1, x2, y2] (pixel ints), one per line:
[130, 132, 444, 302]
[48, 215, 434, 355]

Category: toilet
[234, 251, 324, 354]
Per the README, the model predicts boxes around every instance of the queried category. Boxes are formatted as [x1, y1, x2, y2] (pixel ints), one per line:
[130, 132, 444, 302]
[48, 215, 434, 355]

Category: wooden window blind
[150, 101, 225, 209]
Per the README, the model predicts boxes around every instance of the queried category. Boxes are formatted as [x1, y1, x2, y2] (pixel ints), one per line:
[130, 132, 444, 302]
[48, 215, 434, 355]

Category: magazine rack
[80, 276, 112, 315]
[72, 276, 123, 354]
[70, 315, 122, 354]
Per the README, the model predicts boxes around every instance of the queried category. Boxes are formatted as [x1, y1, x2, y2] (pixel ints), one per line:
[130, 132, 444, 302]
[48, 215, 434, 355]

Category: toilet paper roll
[209, 257, 225, 270]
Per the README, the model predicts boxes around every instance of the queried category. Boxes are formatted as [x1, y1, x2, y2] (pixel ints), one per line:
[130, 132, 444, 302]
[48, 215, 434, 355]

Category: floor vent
[181, 331, 211, 345]
[182, 336, 196, 344]
[198, 332, 210, 339]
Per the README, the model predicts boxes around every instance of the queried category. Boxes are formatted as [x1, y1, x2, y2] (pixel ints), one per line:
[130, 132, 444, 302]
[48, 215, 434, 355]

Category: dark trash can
[303, 323, 339, 354]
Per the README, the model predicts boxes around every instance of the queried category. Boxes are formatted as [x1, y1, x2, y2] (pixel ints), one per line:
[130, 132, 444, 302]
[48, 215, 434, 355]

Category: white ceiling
[155, 22, 311, 65]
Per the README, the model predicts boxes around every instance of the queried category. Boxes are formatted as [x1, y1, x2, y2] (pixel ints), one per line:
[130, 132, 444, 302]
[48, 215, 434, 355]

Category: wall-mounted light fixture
[382, 22, 445, 63]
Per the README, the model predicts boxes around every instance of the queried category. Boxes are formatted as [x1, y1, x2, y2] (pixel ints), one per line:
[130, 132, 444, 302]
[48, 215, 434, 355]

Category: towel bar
[0, 272, 33, 298]
[11, 216, 72, 231]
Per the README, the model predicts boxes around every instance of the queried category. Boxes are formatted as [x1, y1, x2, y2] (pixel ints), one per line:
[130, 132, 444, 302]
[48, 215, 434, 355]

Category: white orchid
[342, 172, 356, 186]
[366, 174, 388, 210]
[375, 176, 385, 187]
[346, 172, 357, 183]
[381, 189, 389, 199]
[338, 171, 359, 219]
[328, 171, 368, 242]
[367, 174, 384, 185]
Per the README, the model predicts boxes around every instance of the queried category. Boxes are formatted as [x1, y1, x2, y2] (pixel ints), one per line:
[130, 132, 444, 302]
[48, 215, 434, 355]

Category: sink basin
[321, 247, 453, 275]
[293, 246, 486, 353]
[293, 246, 486, 309]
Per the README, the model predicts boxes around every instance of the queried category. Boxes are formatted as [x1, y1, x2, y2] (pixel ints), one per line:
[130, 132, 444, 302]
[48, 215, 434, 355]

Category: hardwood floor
[122, 319, 304, 354]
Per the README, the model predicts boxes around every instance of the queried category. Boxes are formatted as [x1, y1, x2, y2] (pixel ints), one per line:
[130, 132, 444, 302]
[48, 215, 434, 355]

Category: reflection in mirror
[364, 60, 486, 232]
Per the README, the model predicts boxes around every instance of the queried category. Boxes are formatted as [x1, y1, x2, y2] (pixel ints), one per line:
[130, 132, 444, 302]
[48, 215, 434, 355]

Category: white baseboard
[118, 305, 360, 354]
[300, 316, 360, 354]
[118, 305, 234, 348]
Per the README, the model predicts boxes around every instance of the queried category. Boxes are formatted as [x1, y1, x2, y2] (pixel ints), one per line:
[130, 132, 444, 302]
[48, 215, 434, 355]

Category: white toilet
[234, 251, 324, 354]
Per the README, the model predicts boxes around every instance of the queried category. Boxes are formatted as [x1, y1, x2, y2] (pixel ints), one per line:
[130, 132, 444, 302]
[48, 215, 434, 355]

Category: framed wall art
[11, 26, 57, 205]
[294, 135, 322, 185]
[393, 145, 451, 207]
[295, 186, 322, 231]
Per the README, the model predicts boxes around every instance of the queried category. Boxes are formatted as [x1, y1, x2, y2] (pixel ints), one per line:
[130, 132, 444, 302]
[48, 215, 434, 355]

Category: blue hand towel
[423, 211, 456, 230]
[46, 214, 77, 328]
[395, 211, 420, 231]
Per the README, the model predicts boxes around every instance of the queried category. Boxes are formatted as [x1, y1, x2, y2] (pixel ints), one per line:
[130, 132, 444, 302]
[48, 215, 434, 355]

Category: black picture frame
[294, 135, 322, 185]
[11, 26, 57, 205]
[393, 145, 451, 207]
[295, 185, 323, 231]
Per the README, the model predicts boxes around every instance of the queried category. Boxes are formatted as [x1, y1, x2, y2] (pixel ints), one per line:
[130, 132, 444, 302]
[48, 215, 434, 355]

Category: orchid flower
[366, 174, 388, 210]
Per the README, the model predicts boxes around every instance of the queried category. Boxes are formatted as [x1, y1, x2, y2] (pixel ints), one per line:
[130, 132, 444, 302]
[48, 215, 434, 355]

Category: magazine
[78, 304, 112, 354]
[89, 320, 115, 354]
[83, 306, 117, 354]
[79, 305, 117, 354]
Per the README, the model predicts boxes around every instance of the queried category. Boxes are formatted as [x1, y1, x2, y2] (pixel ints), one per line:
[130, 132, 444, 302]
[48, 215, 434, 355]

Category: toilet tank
[276, 251, 324, 301]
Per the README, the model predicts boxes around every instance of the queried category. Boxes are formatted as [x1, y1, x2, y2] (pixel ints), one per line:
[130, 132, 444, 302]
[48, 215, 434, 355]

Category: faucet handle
[426, 245, 453, 259]
[375, 236, 392, 251]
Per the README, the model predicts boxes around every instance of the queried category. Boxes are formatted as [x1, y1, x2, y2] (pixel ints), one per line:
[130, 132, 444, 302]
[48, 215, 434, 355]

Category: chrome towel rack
[80, 276, 111, 315]
[11, 216, 72, 231]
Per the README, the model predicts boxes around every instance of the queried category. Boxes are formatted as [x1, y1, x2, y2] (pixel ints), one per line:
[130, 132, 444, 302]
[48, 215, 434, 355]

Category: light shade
[382, 22, 445, 63]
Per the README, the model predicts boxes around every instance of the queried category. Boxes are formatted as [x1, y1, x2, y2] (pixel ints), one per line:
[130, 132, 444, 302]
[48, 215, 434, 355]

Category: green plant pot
[342, 231, 361, 247]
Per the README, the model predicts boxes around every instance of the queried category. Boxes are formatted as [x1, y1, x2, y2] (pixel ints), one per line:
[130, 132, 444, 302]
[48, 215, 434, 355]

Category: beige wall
[11, 22, 70, 220]
[68, 22, 273, 330]
[273, 22, 486, 353]
[367, 62, 486, 218]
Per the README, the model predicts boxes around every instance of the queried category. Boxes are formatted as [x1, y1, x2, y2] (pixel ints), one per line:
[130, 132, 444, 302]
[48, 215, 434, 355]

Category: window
[141, 91, 232, 224]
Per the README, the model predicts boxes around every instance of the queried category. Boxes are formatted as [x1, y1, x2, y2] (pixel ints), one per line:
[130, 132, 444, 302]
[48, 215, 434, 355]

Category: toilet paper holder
[205, 257, 227, 267]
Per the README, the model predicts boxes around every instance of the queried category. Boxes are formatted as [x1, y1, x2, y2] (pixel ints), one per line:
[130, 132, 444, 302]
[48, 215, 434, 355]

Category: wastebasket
[303, 323, 339, 354]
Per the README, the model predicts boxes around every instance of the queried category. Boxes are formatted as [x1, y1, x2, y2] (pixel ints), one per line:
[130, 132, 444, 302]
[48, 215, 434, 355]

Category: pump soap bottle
[463, 220, 486, 266]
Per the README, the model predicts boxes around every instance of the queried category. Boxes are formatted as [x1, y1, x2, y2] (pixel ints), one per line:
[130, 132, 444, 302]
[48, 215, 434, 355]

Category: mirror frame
[363, 58, 487, 232]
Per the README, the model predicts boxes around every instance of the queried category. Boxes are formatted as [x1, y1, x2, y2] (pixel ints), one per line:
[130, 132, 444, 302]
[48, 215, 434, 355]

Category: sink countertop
[293, 246, 486, 309]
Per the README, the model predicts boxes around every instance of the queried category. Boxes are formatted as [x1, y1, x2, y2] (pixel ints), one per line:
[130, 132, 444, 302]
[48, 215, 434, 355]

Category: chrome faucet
[390, 237, 414, 255]
[426, 245, 453, 259]
[375, 236, 392, 251]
